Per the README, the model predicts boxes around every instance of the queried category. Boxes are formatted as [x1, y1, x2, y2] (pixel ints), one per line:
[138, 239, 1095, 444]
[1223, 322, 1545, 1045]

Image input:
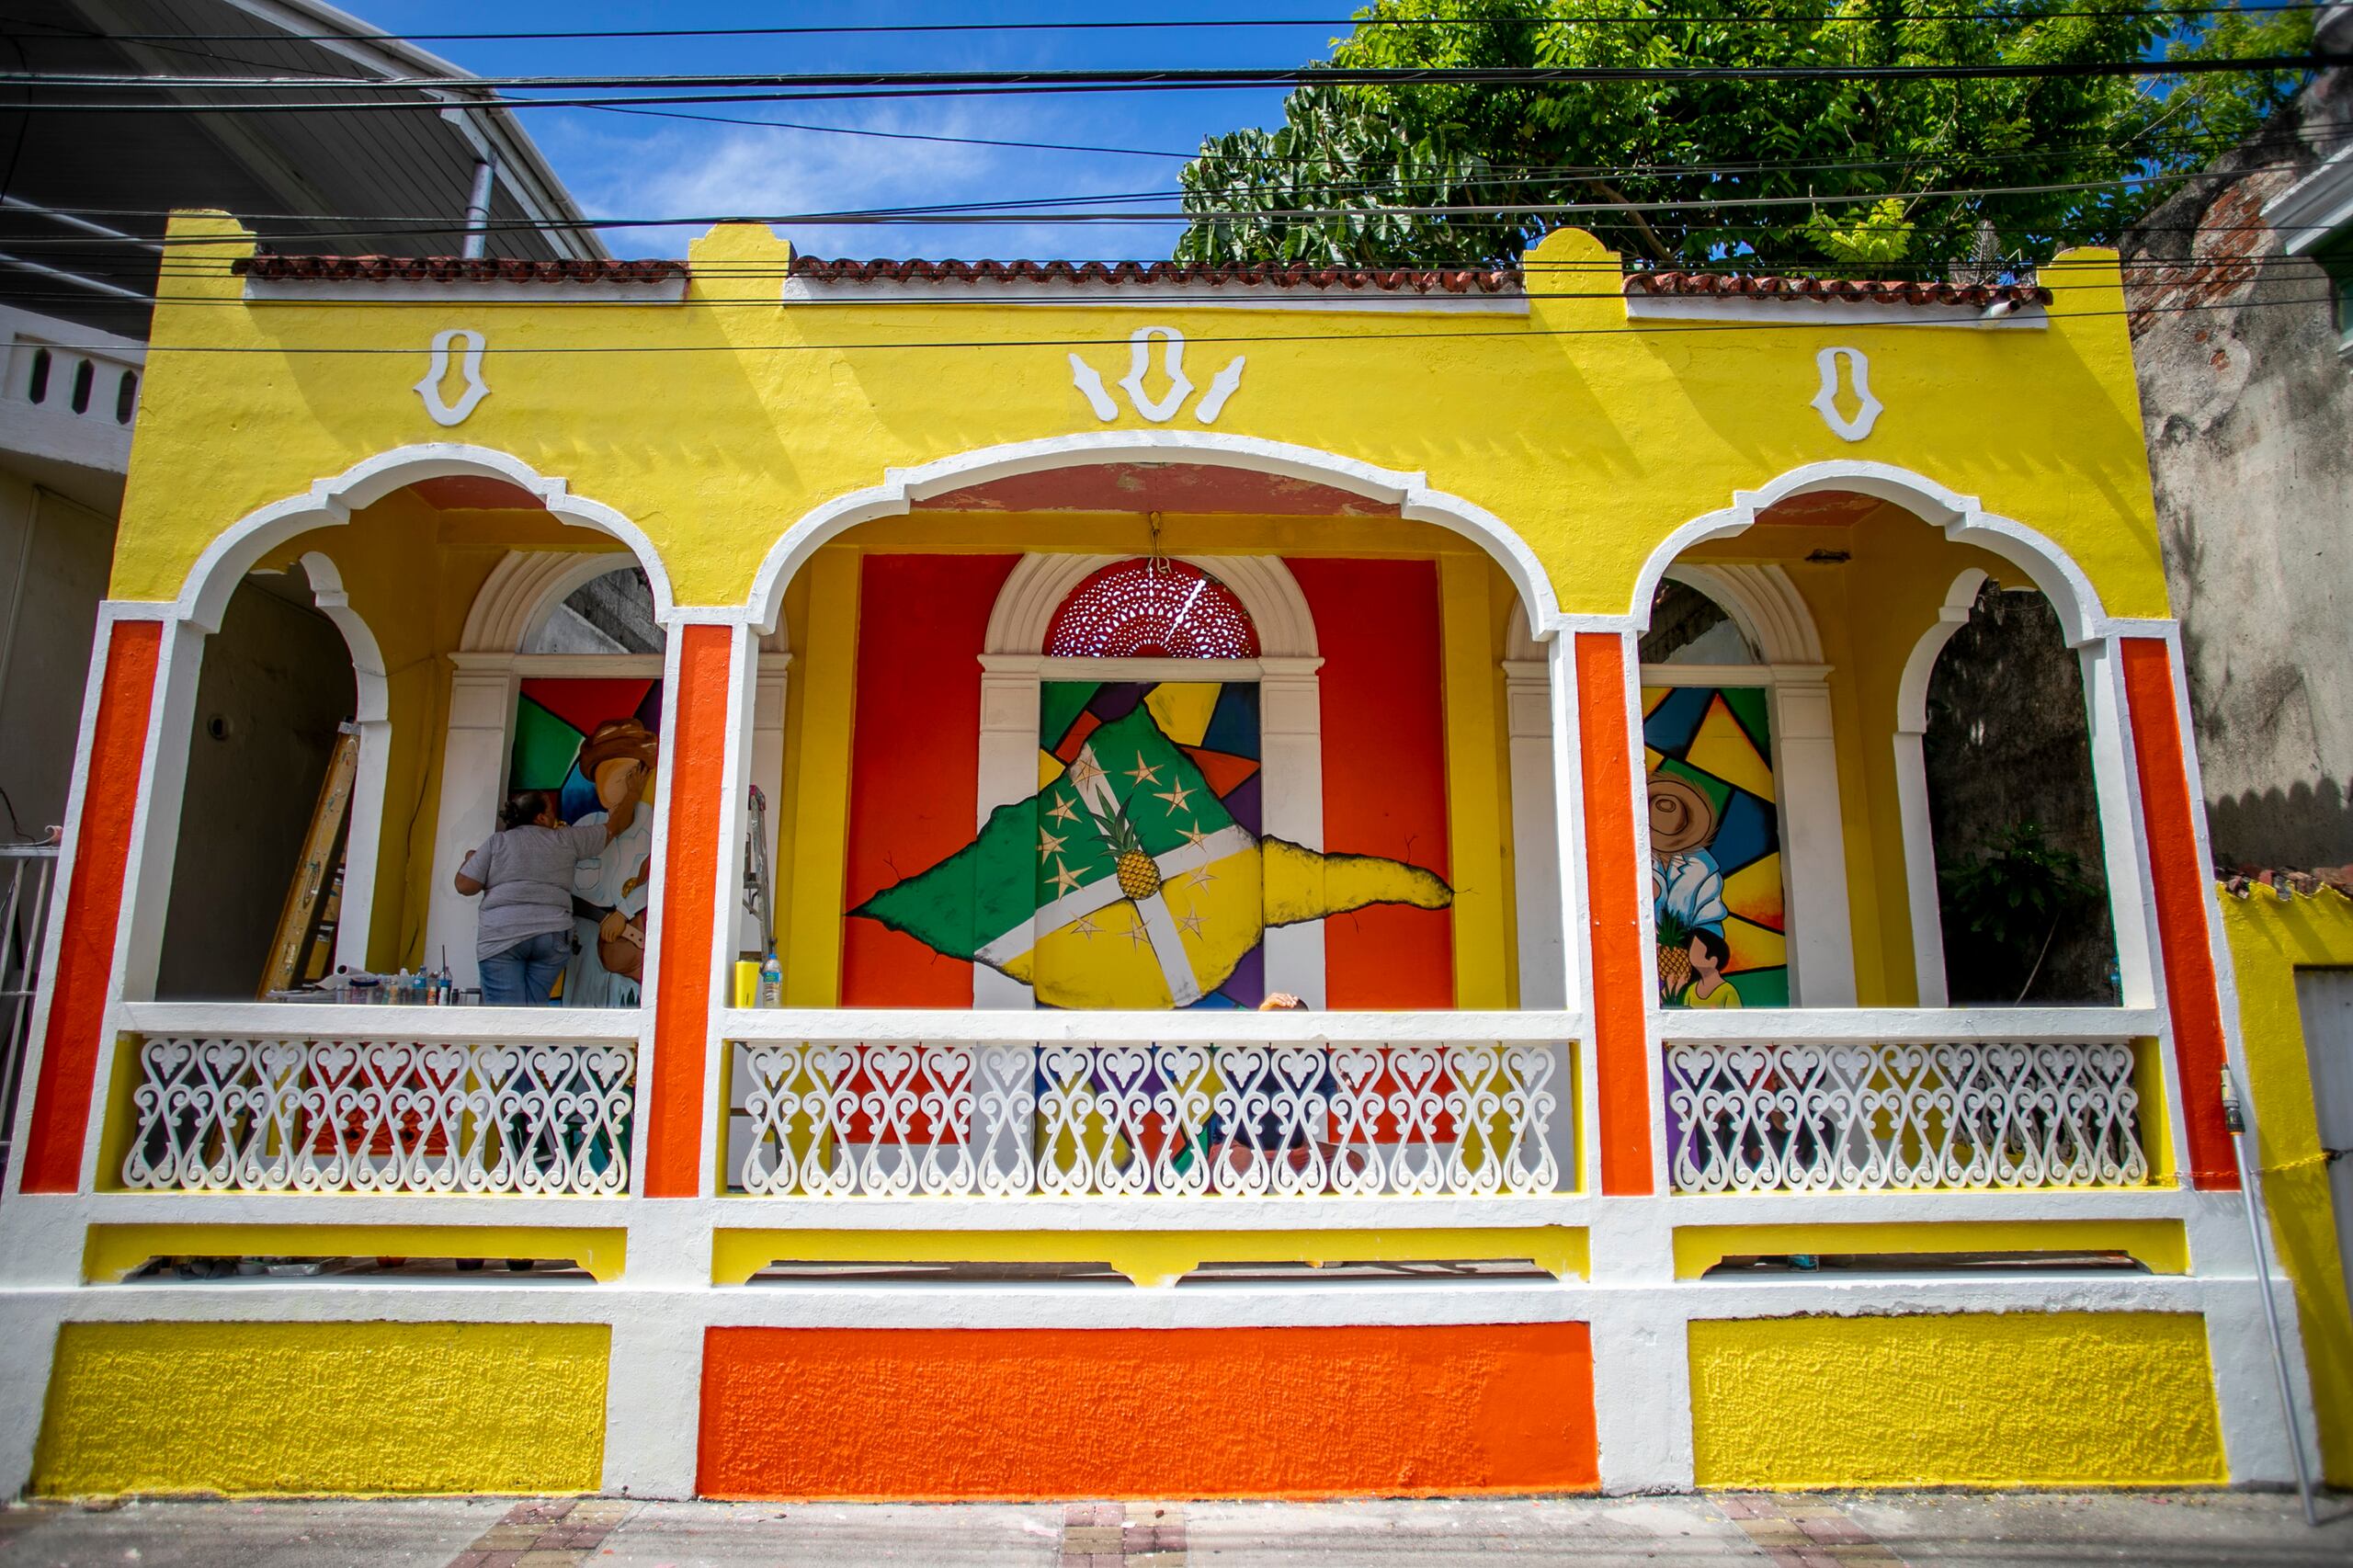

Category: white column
[973, 654, 1041, 1008]
[741, 653, 790, 957]
[1768, 665, 1857, 1006]
[2081, 640, 2158, 1011]
[1258, 654, 1326, 1007]
[1505, 657, 1563, 1008]
[423, 653, 519, 990]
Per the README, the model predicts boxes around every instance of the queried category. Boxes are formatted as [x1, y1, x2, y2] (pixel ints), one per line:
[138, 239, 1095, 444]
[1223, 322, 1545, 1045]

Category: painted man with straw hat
[565, 717, 657, 1007]
[1649, 770, 1730, 1001]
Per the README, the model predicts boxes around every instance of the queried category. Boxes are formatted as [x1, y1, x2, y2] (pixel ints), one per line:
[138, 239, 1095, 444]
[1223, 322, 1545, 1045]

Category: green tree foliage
[1174, 1, 2312, 271]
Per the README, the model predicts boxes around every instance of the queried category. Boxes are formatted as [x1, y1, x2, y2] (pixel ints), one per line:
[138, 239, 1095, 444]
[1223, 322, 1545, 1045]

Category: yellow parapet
[1688, 1312, 2225, 1488]
[32, 1321, 609, 1497]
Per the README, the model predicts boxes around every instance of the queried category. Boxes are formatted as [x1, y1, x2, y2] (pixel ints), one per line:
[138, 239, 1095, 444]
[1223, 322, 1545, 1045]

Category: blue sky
[356, 2, 1356, 259]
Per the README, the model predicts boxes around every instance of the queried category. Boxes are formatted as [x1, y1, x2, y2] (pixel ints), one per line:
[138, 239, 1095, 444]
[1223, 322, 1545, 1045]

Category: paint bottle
[757, 948, 781, 1009]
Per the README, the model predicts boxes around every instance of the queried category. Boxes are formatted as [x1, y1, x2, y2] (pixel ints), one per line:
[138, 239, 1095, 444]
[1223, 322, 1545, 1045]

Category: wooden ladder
[258, 725, 359, 997]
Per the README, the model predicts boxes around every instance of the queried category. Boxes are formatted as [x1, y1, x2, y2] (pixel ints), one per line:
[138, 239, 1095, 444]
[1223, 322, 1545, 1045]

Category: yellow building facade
[0, 211, 2341, 1498]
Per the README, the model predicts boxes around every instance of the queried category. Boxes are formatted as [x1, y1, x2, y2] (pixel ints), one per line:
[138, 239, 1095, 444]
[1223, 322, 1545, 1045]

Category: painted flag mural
[1642, 684, 1788, 1007]
[851, 679, 1450, 1009]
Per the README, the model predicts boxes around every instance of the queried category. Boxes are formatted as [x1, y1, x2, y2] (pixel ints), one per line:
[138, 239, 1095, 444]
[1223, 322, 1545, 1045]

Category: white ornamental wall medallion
[1070, 325, 1245, 426]
[1810, 346, 1881, 442]
[415, 327, 491, 426]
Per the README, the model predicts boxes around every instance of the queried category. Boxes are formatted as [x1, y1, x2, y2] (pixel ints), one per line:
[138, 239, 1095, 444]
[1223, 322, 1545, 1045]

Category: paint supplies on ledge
[269, 962, 473, 1006]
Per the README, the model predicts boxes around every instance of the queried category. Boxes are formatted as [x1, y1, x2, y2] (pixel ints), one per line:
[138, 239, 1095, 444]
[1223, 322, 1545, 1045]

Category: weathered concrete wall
[2124, 64, 2353, 869]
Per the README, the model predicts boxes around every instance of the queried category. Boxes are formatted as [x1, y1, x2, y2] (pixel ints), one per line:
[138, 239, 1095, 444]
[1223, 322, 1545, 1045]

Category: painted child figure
[1648, 770, 1730, 1002]
[1677, 928, 1743, 1009]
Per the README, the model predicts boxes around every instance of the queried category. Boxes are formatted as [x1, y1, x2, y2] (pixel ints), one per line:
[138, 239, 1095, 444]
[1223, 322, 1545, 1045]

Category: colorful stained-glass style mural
[851, 678, 1450, 1010]
[507, 677, 664, 1007]
[1642, 684, 1787, 1008]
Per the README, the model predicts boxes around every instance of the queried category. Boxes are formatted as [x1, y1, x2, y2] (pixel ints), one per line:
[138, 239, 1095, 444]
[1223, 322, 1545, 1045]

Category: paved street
[0, 1491, 2344, 1567]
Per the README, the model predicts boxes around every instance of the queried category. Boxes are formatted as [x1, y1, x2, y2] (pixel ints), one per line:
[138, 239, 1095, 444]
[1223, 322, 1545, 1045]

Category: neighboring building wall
[0, 476, 112, 838]
[153, 579, 354, 999]
[2124, 63, 2353, 869]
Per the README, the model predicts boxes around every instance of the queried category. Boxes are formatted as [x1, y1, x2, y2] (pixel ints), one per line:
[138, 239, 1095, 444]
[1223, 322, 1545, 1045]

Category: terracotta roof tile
[787, 256, 1524, 294]
[1624, 271, 2051, 308]
[235, 254, 688, 284]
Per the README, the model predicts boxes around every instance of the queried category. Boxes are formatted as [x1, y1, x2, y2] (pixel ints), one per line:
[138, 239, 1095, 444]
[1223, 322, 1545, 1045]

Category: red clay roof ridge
[1625, 270, 2052, 307]
[786, 256, 1525, 293]
[236, 254, 687, 283]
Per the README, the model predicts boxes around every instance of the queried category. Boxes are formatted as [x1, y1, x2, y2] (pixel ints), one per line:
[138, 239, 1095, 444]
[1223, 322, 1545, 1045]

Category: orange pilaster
[20, 619, 161, 1194]
[1575, 631, 1654, 1195]
[699, 1323, 1597, 1499]
[2119, 637, 2236, 1189]
[645, 621, 733, 1198]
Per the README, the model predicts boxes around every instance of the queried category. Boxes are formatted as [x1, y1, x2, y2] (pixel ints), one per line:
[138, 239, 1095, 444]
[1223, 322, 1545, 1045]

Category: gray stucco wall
[2123, 65, 2353, 869]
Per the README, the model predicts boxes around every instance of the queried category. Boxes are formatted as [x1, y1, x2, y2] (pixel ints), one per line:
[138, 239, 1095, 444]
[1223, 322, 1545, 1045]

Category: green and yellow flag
[851, 704, 1449, 1008]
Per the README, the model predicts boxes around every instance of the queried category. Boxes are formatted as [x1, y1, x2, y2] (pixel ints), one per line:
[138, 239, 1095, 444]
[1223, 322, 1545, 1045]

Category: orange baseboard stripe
[698, 1322, 1597, 1499]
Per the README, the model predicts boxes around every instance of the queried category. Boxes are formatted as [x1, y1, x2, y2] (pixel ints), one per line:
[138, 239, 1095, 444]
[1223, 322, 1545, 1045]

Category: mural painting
[852, 679, 1450, 1008]
[508, 677, 663, 1006]
[1643, 684, 1787, 1008]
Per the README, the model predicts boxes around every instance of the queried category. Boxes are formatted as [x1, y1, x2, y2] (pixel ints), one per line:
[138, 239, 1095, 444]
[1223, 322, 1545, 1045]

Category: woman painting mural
[1648, 770, 1731, 1006]
[564, 718, 659, 1007]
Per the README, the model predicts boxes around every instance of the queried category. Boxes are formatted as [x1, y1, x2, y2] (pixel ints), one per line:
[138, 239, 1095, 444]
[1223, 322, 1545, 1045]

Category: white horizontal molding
[1654, 1006, 2162, 1043]
[117, 1001, 647, 1042]
[723, 1007, 1584, 1045]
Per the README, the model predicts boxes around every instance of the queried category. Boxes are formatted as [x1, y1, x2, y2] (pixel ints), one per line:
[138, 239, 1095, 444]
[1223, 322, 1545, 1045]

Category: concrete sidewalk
[0, 1491, 2345, 1567]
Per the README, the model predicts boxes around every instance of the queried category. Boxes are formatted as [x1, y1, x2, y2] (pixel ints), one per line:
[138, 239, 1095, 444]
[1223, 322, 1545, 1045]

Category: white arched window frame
[974, 552, 1324, 1008]
[422, 550, 741, 991]
[1635, 563, 1859, 1006]
[290, 552, 391, 974]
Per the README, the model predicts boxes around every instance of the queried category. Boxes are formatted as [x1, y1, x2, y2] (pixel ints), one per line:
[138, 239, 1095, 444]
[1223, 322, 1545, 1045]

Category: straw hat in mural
[577, 717, 657, 780]
[1647, 771, 1718, 856]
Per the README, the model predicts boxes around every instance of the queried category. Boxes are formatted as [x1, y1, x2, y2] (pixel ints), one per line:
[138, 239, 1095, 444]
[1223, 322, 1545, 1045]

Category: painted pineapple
[1105, 807, 1162, 900]
[1654, 912, 1693, 999]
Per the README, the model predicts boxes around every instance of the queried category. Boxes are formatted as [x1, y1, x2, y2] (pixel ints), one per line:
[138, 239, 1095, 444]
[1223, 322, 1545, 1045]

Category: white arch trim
[297, 552, 390, 971]
[177, 442, 676, 634]
[1629, 460, 2109, 649]
[984, 551, 1319, 657]
[1893, 568, 1992, 1006]
[747, 431, 1560, 642]
[1663, 563, 1824, 665]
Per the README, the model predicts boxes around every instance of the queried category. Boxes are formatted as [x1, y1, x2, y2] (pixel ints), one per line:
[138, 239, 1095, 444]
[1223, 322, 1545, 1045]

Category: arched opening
[1921, 580, 2120, 1005]
[1635, 475, 2129, 1012]
[744, 443, 1555, 1017]
[153, 569, 357, 998]
[133, 450, 673, 1006]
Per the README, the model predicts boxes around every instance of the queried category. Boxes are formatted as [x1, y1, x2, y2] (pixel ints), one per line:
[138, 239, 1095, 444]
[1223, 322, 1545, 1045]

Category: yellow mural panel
[1686, 695, 1777, 804]
[1142, 683, 1222, 747]
[33, 1321, 608, 1496]
[1688, 1312, 2225, 1488]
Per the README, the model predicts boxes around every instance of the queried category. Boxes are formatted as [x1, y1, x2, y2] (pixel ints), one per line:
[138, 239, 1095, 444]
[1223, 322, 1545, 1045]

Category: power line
[5, 52, 2335, 116]
[0, 5, 2314, 47]
[5, 287, 2323, 354]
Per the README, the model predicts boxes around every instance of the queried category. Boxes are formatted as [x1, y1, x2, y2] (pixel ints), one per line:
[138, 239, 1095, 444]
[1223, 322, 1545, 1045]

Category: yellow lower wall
[32, 1321, 608, 1497]
[2220, 884, 2353, 1486]
[1688, 1312, 2226, 1488]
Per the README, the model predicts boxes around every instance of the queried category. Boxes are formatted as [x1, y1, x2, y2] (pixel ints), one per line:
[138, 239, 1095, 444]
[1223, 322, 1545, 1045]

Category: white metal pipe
[461, 153, 497, 259]
[2222, 1067, 2318, 1526]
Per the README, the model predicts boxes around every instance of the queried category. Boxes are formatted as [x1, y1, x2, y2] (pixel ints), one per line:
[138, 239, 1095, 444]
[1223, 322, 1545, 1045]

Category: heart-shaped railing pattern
[1662, 1039, 2146, 1194]
[120, 1035, 635, 1195]
[734, 1040, 1563, 1198]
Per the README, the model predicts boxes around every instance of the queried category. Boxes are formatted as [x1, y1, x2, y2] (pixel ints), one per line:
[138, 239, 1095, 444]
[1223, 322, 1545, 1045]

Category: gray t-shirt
[460, 822, 610, 960]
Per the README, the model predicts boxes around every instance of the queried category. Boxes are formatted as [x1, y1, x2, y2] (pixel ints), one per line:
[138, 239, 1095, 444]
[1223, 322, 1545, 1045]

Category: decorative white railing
[726, 1010, 1576, 1199]
[114, 1007, 638, 1196]
[1663, 1010, 2156, 1195]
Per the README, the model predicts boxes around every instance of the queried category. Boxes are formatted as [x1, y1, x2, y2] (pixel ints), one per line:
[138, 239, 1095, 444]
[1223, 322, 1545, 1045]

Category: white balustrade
[734, 1035, 1568, 1199]
[119, 1032, 636, 1196]
[1664, 1034, 2149, 1194]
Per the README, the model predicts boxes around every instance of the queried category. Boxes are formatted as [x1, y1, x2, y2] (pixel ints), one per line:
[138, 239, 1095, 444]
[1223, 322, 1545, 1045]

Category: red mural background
[838, 552, 1453, 1008]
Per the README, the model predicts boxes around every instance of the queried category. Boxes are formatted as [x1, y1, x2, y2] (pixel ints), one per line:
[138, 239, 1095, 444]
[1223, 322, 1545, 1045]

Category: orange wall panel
[21, 619, 159, 1194]
[699, 1323, 1596, 1500]
[645, 622, 733, 1197]
[2120, 637, 2235, 1189]
[841, 553, 1017, 1006]
[1290, 559, 1453, 1008]
[1576, 631, 1654, 1197]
